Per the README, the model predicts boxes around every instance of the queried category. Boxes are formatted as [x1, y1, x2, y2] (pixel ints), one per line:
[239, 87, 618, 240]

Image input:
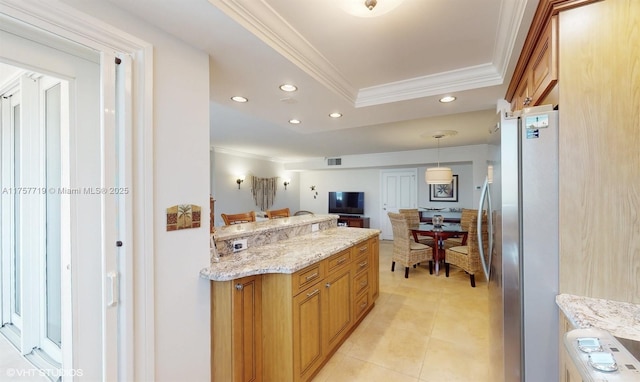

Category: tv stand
[337, 215, 370, 228]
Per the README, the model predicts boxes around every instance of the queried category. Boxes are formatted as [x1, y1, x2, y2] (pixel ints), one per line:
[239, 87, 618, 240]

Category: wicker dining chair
[221, 211, 256, 225]
[444, 214, 488, 287]
[266, 207, 290, 219]
[398, 208, 435, 246]
[443, 208, 479, 249]
[388, 212, 433, 278]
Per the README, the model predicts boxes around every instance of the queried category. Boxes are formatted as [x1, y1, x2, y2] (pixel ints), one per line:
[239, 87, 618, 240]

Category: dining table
[411, 223, 468, 275]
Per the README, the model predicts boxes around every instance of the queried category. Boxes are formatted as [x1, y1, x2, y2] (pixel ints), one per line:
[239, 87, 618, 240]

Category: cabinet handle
[235, 283, 243, 291]
[360, 280, 367, 288]
[305, 272, 318, 280]
[523, 96, 532, 106]
[360, 301, 368, 309]
[325, 282, 331, 288]
[336, 257, 347, 264]
[307, 289, 319, 297]
[359, 261, 368, 268]
[359, 246, 367, 252]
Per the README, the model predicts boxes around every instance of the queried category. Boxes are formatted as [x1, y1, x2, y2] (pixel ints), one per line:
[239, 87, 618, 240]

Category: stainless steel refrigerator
[479, 106, 559, 382]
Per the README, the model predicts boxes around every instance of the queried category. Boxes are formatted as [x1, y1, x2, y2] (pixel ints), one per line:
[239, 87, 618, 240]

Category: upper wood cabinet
[510, 15, 558, 111]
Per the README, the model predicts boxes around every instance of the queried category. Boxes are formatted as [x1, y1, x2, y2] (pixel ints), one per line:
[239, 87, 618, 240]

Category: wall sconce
[236, 176, 245, 189]
[283, 180, 290, 190]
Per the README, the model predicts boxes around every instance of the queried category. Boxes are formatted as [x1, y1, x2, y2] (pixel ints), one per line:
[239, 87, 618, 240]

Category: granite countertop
[213, 213, 338, 241]
[556, 293, 640, 341]
[200, 226, 380, 281]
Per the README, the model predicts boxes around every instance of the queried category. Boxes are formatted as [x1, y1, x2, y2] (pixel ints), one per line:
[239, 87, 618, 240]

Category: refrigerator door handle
[478, 177, 492, 281]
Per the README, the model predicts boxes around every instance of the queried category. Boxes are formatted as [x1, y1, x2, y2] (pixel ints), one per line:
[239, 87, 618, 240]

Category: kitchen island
[201, 214, 380, 382]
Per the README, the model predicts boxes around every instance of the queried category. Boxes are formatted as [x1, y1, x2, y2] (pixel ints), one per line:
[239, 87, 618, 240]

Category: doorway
[379, 169, 418, 240]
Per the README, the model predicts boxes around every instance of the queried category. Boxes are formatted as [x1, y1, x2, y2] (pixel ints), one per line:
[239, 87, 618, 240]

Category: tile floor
[0, 240, 490, 382]
[312, 239, 491, 382]
[0, 337, 48, 381]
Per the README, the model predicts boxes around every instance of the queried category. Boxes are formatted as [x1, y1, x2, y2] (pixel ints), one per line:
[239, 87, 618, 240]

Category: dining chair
[444, 214, 488, 287]
[266, 207, 290, 219]
[221, 211, 256, 225]
[443, 208, 478, 249]
[388, 212, 433, 278]
[398, 208, 434, 246]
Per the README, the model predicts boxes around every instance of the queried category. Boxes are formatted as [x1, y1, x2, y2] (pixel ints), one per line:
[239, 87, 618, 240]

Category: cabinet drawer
[326, 249, 351, 274]
[354, 271, 369, 297]
[352, 240, 370, 260]
[354, 291, 370, 320]
[292, 262, 325, 296]
[353, 255, 369, 276]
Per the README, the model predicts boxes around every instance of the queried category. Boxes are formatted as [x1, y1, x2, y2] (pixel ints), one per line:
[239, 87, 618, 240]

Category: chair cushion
[410, 242, 431, 250]
[448, 246, 468, 255]
[445, 237, 463, 245]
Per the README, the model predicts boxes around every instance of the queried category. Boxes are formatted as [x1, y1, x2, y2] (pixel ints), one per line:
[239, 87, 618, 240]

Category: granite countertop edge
[200, 227, 381, 282]
[556, 293, 640, 342]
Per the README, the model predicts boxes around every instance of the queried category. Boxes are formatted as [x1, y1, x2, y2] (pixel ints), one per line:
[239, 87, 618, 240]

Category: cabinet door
[512, 71, 531, 111]
[233, 276, 262, 382]
[530, 15, 558, 106]
[293, 282, 324, 382]
[347, 219, 362, 228]
[323, 268, 352, 352]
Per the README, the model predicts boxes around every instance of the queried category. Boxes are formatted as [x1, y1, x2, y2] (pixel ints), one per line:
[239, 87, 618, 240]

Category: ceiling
[104, 0, 536, 162]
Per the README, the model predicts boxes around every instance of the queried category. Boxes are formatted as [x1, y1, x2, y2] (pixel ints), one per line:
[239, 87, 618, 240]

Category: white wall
[296, 144, 489, 229]
[60, 2, 212, 381]
[214, 144, 490, 230]
[211, 149, 300, 226]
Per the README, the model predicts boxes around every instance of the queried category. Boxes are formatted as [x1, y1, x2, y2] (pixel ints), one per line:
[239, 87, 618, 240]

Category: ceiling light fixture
[279, 84, 297, 92]
[365, 0, 377, 10]
[329, 112, 342, 118]
[231, 96, 248, 103]
[439, 96, 456, 103]
[289, 119, 301, 124]
[425, 134, 453, 185]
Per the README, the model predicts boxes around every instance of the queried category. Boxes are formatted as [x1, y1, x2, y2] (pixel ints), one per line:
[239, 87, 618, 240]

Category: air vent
[327, 157, 342, 166]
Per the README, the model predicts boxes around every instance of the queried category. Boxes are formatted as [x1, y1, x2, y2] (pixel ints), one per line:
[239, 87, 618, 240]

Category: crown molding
[356, 63, 503, 107]
[209, 0, 528, 107]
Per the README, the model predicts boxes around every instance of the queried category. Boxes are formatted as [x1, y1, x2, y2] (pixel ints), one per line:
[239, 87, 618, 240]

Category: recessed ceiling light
[289, 119, 301, 124]
[231, 96, 248, 103]
[279, 84, 297, 92]
[329, 112, 343, 118]
[439, 96, 456, 103]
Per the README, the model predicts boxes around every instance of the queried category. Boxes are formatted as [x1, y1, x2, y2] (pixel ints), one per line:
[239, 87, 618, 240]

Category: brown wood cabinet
[211, 275, 262, 382]
[510, 15, 558, 110]
[261, 236, 379, 381]
[337, 216, 370, 228]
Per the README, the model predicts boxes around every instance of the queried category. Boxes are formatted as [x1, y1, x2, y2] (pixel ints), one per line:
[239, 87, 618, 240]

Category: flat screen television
[328, 191, 364, 215]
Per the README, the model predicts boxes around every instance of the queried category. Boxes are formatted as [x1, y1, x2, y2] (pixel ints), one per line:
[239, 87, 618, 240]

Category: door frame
[0, 1, 155, 380]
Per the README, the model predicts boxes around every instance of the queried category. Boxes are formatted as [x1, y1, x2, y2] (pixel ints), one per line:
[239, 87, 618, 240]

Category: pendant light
[425, 133, 453, 185]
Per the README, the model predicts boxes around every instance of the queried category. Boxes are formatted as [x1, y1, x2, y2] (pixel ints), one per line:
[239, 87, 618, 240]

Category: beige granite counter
[201, 226, 380, 281]
[556, 293, 640, 342]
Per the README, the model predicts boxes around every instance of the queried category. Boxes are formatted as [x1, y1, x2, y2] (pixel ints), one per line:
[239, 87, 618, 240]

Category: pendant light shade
[425, 133, 453, 185]
[425, 167, 453, 184]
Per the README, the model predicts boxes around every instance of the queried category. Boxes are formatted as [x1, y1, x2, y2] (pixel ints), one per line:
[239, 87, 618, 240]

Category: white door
[0, 23, 118, 380]
[380, 169, 418, 240]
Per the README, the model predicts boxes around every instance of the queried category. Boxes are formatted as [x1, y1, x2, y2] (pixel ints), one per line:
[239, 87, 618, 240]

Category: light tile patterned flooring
[0, 240, 490, 382]
[312, 239, 490, 382]
[0, 338, 48, 381]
